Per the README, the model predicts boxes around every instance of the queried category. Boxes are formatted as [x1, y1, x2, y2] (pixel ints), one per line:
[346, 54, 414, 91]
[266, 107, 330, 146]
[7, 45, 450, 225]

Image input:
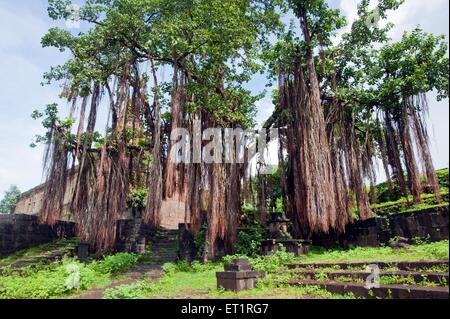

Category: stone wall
[115, 218, 157, 253]
[313, 206, 449, 248]
[14, 182, 188, 229]
[0, 214, 75, 257]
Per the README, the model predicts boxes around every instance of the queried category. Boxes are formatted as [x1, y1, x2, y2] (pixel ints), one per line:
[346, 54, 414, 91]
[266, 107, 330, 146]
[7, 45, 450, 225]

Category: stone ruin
[216, 258, 265, 291]
[261, 212, 312, 256]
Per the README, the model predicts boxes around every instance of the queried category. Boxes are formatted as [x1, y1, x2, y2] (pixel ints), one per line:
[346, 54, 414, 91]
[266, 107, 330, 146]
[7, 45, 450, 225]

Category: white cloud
[386, 0, 449, 40]
[0, 2, 67, 195]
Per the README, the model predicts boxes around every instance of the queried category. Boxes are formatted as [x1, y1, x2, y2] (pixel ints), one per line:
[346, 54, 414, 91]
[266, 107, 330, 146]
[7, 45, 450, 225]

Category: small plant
[235, 222, 266, 257]
[103, 280, 150, 299]
[91, 253, 139, 275]
[127, 187, 148, 209]
[316, 272, 328, 282]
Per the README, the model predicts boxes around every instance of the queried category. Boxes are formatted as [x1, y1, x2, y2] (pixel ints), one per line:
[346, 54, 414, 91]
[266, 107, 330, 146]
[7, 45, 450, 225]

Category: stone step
[150, 241, 178, 246]
[153, 237, 178, 241]
[155, 231, 179, 236]
[149, 244, 178, 249]
[288, 260, 449, 271]
[148, 250, 178, 255]
[141, 252, 178, 258]
[141, 255, 178, 260]
[141, 255, 178, 262]
[289, 280, 449, 299]
[141, 259, 178, 264]
[291, 269, 449, 286]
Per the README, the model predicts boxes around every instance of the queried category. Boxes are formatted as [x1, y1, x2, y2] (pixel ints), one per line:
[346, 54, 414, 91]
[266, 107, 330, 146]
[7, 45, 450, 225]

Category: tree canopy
[33, 0, 449, 256]
[0, 185, 21, 214]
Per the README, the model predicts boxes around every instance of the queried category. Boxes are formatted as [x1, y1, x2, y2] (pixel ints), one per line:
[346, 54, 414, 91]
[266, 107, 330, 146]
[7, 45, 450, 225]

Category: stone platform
[216, 259, 265, 292]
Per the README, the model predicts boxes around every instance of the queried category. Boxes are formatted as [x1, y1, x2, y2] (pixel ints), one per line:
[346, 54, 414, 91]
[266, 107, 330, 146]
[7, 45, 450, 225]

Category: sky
[0, 0, 448, 197]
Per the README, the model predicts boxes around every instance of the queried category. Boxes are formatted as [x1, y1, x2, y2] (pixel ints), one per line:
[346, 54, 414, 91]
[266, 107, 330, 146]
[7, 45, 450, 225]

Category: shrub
[373, 168, 449, 205]
[436, 168, 449, 191]
[222, 248, 296, 273]
[235, 222, 266, 257]
[0, 259, 107, 299]
[91, 253, 139, 275]
[103, 281, 150, 299]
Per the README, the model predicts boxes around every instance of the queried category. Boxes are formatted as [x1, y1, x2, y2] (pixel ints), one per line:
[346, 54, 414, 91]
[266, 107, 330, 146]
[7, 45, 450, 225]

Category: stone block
[430, 213, 449, 228]
[216, 271, 265, 292]
[76, 241, 89, 262]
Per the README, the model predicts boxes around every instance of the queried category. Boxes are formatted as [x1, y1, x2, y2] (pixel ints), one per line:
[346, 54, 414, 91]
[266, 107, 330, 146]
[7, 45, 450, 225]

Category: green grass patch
[103, 250, 354, 300]
[0, 239, 77, 265]
[103, 266, 355, 299]
[371, 192, 448, 216]
[0, 247, 140, 299]
[296, 240, 449, 264]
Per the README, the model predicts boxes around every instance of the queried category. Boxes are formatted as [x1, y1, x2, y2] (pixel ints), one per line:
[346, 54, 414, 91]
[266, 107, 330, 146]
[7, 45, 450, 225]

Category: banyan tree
[263, 1, 448, 238]
[34, 0, 448, 256]
[35, 0, 280, 257]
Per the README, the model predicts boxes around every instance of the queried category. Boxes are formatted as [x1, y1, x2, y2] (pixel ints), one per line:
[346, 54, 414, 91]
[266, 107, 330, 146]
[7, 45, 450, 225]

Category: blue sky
[0, 0, 449, 196]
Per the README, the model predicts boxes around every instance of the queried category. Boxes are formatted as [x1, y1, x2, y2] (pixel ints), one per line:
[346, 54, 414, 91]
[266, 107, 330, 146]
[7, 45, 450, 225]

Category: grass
[295, 240, 449, 264]
[103, 266, 355, 299]
[0, 239, 76, 265]
[369, 168, 449, 216]
[371, 192, 449, 217]
[0, 258, 111, 299]
[0, 242, 140, 299]
[102, 249, 355, 299]
[103, 242, 450, 300]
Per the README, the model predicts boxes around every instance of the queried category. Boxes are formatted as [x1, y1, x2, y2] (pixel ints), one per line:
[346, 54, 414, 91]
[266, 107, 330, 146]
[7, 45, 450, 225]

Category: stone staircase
[0, 240, 76, 274]
[287, 260, 449, 299]
[140, 229, 179, 265]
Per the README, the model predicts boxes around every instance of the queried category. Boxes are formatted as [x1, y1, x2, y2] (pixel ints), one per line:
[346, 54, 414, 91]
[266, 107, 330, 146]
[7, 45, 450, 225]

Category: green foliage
[103, 241, 449, 299]
[374, 168, 449, 204]
[299, 240, 449, 264]
[372, 192, 448, 216]
[41, 0, 282, 127]
[0, 185, 21, 214]
[30, 103, 76, 148]
[369, 168, 449, 216]
[127, 187, 149, 209]
[103, 280, 150, 299]
[0, 259, 109, 299]
[222, 248, 296, 273]
[193, 225, 207, 259]
[91, 253, 139, 275]
[0, 250, 139, 299]
[376, 28, 449, 102]
[162, 260, 216, 276]
[235, 223, 266, 257]
[436, 168, 449, 191]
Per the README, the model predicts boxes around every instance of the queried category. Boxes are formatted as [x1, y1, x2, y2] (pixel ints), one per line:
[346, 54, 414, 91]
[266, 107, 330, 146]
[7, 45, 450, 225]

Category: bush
[91, 253, 139, 275]
[436, 168, 449, 191]
[103, 281, 150, 299]
[0, 259, 107, 299]
[373, 168, 449, 204]
[222, 248, 296, 273]
[0, 251, 138, 299]
[372, 192, 449, 216]
[235, 222, 266, 257]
